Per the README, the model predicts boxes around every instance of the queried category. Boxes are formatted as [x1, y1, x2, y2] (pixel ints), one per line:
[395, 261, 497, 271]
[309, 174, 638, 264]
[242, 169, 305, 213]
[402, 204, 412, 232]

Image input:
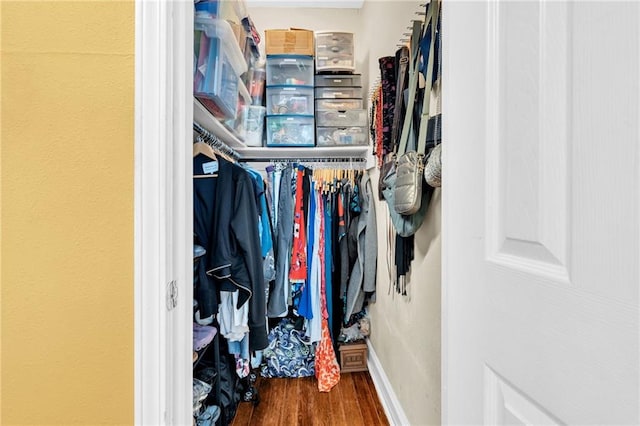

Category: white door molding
[135, 0, 193, 424]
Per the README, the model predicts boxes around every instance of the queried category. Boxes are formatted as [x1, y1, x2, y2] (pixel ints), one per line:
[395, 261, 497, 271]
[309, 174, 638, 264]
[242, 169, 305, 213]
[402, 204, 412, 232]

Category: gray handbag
[424, 143, 441, 187]
[394, 0, 439, 215]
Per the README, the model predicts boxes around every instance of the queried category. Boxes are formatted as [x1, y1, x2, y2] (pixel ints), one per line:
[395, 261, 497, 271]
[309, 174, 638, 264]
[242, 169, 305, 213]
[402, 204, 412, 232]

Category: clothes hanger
[193, 139, 217, 160]
[193, 138, 218, 178]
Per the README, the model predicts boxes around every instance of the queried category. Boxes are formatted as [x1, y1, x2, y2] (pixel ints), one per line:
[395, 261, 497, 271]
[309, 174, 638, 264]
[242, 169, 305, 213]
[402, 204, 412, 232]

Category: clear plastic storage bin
[194, 14, 248, 119]
[248, 67, 266, 106]
[316, 127, 368, 146]
[266, 115, 315, 147]
[315, 87, 362, 99]
[267, 86, 314, 115]
[314, 74, 362, 88]
[316, 43, 353, 57]
[316, 109, 367, 127]
[315, 33, 355, 72]
[316, 54, 356, 72]
[315, 99, 363, 111]
[238, 106, 266, 147]
[315, 32, 354, 47]
[266, 55, 314, 86]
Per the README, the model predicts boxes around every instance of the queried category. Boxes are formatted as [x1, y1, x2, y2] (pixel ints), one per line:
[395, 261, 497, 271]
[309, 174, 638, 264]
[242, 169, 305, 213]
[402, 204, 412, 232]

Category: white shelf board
[236, 145, 370, 159]
[193, 98, 246, 149]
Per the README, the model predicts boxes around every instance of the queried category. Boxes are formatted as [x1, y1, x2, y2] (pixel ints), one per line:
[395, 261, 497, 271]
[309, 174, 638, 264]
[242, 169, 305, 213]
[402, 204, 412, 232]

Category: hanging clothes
[195, 156, 268, 351]
[289, 166, 308, 283]
[323, 194, 334, 339]
[257, 163, 377, 388]
[193, 153, 221, 320]
[268, 164, 293, 318]
[345, 172, 378, 320]
[314, 190, 340, 392]
[378, 56, 396, 157]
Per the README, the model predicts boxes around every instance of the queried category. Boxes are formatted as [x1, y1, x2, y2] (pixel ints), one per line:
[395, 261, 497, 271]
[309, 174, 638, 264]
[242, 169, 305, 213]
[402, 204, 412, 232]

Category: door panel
[443, 1, 639, 424]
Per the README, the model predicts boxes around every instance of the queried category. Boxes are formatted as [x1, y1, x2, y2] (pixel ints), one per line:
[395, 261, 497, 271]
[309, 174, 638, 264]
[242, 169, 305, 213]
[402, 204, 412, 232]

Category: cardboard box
[338, 341, 368, 373]
[265, 28, 314, 56]
[227, 20, 245, 49]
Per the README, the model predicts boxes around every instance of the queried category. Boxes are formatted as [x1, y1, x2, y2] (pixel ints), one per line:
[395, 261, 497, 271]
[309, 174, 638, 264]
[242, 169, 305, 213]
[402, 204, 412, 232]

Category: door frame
[135, 0, 193, 424]
[134, 0, 458, 424]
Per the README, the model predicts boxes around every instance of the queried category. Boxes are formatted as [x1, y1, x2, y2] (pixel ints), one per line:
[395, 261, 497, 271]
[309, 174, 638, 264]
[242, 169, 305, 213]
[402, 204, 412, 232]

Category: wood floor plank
[364, 371, 390, 425]
[297, 377, 316, 426]
[288, 375, 300, 423]
[327, 374, 347, 425]
[353, 372, 390, 425]
[313, 379, 334, 426]
[337, 373, 366, 426]
[229, 371, 387, 426]
[230, 379, 254, 426]
[247, 377, 279, 426]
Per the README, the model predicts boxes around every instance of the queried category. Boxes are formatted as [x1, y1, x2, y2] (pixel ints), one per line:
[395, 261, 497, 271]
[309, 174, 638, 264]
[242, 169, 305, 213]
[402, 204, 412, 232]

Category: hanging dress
[314, 190, 341, 392]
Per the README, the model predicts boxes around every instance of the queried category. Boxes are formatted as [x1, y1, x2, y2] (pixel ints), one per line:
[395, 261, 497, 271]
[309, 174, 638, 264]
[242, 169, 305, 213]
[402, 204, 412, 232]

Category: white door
[443, 1, 639, 424]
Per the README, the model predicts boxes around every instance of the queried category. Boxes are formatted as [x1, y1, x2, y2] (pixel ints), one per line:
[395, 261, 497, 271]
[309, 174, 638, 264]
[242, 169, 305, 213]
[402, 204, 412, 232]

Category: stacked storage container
[314, 32, 367, 146]
[194, 13, 249, 120]
[314, 74, 367, 146]
[264, 29, 316, 147]
[315, 32, 356, 73]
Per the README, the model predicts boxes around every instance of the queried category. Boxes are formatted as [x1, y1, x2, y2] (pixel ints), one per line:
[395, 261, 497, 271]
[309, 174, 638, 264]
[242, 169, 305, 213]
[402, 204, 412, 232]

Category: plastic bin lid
[194, 13, 248, 76]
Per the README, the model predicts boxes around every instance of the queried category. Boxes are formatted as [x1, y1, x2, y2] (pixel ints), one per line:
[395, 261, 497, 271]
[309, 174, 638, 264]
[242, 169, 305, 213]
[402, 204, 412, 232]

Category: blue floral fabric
[260, 319, 315, 378]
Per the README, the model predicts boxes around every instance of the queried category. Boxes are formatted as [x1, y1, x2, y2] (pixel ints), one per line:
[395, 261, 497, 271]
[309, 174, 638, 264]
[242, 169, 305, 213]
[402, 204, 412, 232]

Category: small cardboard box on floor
[338, 341, 368, 373]
[265, 28, 314, 56]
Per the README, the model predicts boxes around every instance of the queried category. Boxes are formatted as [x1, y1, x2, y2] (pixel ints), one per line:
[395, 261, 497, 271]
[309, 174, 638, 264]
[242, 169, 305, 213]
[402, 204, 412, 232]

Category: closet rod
[241, 157, 367, 167]
[193, 121, 240, 161]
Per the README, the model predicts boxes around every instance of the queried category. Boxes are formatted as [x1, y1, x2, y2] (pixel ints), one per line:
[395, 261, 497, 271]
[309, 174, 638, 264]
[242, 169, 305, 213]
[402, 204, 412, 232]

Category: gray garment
[339, 181, 352, 298]
[345, 171, 378, 319]
[268, 165, 293, 317]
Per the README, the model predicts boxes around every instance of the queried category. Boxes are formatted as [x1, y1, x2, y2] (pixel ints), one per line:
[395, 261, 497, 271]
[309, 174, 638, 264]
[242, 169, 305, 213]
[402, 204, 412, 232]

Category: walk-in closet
[190, 1, 442, 424]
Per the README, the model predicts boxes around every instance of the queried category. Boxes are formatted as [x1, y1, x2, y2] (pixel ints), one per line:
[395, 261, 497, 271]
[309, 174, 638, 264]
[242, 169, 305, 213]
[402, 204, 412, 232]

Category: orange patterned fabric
[314, 193, 340, 392]
[315, 318, 340, 392]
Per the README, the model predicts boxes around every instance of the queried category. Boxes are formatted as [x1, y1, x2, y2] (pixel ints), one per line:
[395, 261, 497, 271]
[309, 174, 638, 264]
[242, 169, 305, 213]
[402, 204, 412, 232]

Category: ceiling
[246, 0, 366, 9]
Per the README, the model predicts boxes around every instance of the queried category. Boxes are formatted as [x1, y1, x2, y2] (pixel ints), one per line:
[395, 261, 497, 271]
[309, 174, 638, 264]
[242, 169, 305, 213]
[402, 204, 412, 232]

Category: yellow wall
[1, 1, 135, 424]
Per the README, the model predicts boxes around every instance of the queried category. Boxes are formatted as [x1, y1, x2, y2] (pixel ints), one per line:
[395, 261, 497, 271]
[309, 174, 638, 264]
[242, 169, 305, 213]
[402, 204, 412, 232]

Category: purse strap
[396, 0, 439, 157]
[418, 1, 441, 152]
[390, 45, 410, 151]
[395, 16, 427, 157]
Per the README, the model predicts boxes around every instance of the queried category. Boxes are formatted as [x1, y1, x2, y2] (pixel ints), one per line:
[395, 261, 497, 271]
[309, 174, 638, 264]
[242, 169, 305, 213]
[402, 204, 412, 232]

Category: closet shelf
[236, 145, 370, 160]
[194, 98, 370, 160]
[194, 98, 246, 148]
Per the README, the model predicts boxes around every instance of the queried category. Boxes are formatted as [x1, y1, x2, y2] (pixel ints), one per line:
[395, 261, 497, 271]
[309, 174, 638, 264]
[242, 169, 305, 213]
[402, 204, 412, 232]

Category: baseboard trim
[367, 340, 410, 426]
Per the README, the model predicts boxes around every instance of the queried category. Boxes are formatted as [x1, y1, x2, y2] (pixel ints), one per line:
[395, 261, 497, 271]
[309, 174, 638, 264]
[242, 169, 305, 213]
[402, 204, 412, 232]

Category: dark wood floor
[231, 372, 389, 426]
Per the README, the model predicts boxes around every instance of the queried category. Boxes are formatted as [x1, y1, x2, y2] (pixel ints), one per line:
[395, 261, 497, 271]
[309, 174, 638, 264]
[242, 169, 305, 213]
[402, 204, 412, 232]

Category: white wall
[250, 3, 441, 424]
[360, 3, 441, 424]
[361, 1, 442, 422]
